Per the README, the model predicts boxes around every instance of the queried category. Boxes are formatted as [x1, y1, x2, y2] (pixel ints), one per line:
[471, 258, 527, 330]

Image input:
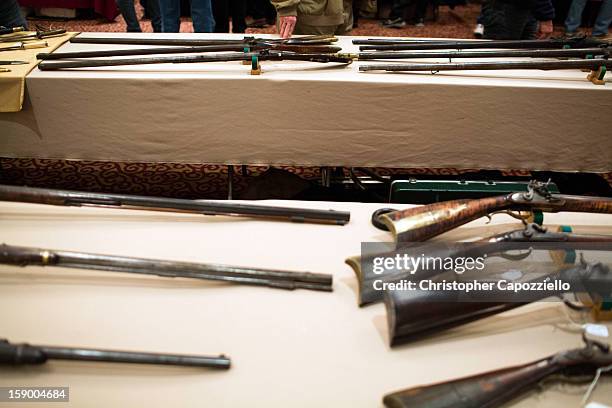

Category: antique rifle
[0, 184, 350, 225]
[384, 260, 611, 346]
[37, 44, 342, 61]
[359, 58, 611, 73]
[352, 47, 609, 61]
[378, 180, 612, 244]
[358, 36, 609, 51]
[0, 41, 47, 52]
[37, 50, 353, 70]
[346, 223, 612, 306]
[383, 336, 612, 408]
[0, 243, 332, 291]
[0, 26, 25, 36]
[0, 60, 27, 65]
[0, 29, 65, 43]
[0, 339, 230, 368]
[70, 34, 338, 47]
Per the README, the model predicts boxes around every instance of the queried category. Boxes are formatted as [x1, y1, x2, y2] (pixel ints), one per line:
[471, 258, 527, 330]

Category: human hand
[538, 20, 553, 39]
[278, 16, 297, 39]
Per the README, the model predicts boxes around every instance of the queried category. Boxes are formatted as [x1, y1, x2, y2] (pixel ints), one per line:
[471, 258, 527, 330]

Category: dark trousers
[0, 0, 27, 29]
[212, 0, 247, 33]
[482, 0, 538, 40]
[390, 0, 428, 20]
[116, 0, 162, 32]
[160, 0, 214, 32]
[248, 0, 276, 22]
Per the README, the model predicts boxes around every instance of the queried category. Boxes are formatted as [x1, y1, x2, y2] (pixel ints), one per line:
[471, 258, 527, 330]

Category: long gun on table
[37, 43, 343, 60]
[37, 49, 353, 70]
[383, 335, 612, 408]
[0, 29, 66, 43]
[359, 58, 612, 74]
[70, 34, 338, 47]
[385, 259, 612, 346]
[0, 243, 332, 291]
[351, 47, 609, 61]
[346, 223, 612, 306]
[355, 36, 610, 51]
[0, 184, 350, 225]
[378, 180, 612, 244]
[0, 339, 230, 369]
[0, 26, 25, 36]
[0, 41, 47, 52]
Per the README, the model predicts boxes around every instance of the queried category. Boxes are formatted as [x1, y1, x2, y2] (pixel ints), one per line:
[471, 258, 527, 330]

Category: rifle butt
[383, 356, 560, 408]
[380, 195, 512, 243]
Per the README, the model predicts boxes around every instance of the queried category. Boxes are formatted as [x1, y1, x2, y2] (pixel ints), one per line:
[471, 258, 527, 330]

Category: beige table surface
[1, 33, 611, 172]
[0, 199, 611, 407]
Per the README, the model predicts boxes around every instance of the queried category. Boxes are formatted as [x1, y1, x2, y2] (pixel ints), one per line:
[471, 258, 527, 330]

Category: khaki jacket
[270, 0, 345, 26]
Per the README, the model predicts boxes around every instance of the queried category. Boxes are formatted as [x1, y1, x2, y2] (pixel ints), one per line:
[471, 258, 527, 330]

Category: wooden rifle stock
[383, 356, 562, 408]
[383, 340, 612, 408]
[346, 224, 612, 306]
[380, 182, 612, 243]
[384, 262, 611, 346]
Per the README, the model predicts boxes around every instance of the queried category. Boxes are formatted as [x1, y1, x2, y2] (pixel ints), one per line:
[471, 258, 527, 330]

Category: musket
[0, 243, 333, 291]
[383, 336, 612, 408]
[0, 184, 350, 225]
[351, 47, 609, 61]
[0, 339, 230, 369]
[346, 223, 612, 306]
[0, 26, 25, 36]
[358, 36, 609, 51]
[352, 38, 465, 45]
[384, 260, 611, 346]
[0, 41, 47, 52]
[37, 50, 353, 70]
[70, 34, 338, 46]
[0, 29, 66, 43]
[0, 60, 27, 65]
[359, 58, 612, 73]
[36, 43, 343, 61]
[378, 180, 612, 243]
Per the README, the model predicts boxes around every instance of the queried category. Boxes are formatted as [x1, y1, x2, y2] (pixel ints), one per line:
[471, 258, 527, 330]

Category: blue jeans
[0, 0, 27, 29]
[116, 0, 162, 32]
[159, 0, 215, 32]
[565, 0, 611, 36]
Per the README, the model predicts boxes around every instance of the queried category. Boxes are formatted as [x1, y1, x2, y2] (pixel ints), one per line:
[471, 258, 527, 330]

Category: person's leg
[211, 0, 228, 32]
[483, 1, 528, 40]
[230, 0, 247, 33]
[592, 0, 612, 36]
[192, 0, 215, 32]
[522, 16, 538, 39]
[564, 0, 588, 34]
[389, 0, 410, 19]
[116, 0, 142, 32]
[0, 0, 28, 29]
[159, 0, 180, 32]
[415, 0, 428, 21]
[147, 0, 162, 32]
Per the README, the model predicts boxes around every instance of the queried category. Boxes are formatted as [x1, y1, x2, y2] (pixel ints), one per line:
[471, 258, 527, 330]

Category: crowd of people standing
[0, 0, 608, 41]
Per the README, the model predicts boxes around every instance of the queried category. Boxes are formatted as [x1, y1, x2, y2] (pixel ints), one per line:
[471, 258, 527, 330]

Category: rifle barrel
[70, 34, 336, 47]
[358, 37, 608, 51]
[0, 185, 350, 225]
[357, 47, 609, 60]
[37, 51, 352, 70]
[0, 339, 230, 368]
[38, 44, 342, 60]
[360, 58, 612, 72]
[0, 243, 333, 291]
